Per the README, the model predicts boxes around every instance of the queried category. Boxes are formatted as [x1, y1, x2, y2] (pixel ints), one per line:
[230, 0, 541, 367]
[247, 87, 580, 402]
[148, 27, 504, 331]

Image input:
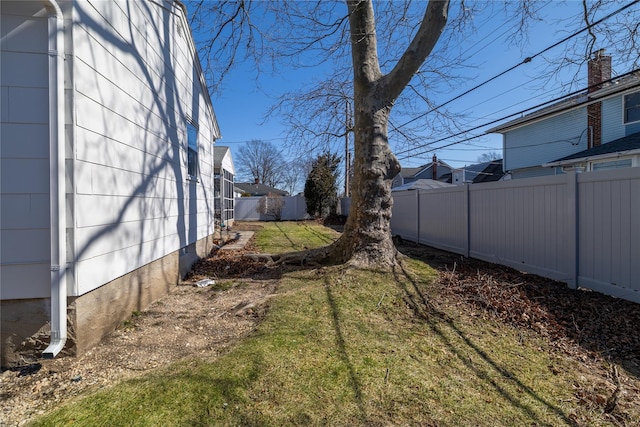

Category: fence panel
[385, 168, 639, 303]
[417, 187, 468, 255]
[281, 195, 310, 221]
[468, 175, 571, 282]
[390, 191, 419, 242]
[577, 168, 640, 301]
[340, 197, 351, 216]
[234, 195, 311, 221]
[234, 197, 263, 221]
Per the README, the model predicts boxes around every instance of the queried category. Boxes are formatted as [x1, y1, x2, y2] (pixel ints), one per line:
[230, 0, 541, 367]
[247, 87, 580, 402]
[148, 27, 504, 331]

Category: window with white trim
[590, 158, 632, 171]
[624, 92, 640, 124]
[186, 122, 198, 178]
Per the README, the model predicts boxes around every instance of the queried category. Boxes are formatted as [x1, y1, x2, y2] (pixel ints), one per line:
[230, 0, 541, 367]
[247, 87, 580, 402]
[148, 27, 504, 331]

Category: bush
[304, 152, 340, 218]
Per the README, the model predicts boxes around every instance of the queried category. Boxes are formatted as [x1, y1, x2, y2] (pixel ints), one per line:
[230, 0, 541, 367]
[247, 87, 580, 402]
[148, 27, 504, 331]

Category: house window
[187, 122, 198, 178]
[624, 92, 640, 124]
[591, 158, 632, 171]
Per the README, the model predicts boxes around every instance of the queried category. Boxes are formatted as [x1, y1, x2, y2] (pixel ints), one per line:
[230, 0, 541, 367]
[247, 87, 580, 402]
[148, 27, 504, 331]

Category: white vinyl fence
[344, 168, 640, 303]
[234, 195, 310, 221]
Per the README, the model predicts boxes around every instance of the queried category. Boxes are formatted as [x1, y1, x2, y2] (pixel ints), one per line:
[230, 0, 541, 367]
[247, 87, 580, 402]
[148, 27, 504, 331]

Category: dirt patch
[0, 233, 275, 426]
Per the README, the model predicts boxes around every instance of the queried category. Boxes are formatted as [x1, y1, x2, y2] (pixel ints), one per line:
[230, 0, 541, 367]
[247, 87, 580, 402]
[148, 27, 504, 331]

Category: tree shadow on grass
[396, 240, 640, 380]
[322, 276, 367, 422]
[392, 259, 578, 426]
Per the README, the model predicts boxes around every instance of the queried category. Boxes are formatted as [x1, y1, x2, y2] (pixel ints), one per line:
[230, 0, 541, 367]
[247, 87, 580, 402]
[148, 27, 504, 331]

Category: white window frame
[623, 91, 640, 125]
[588, 157, 633, 172]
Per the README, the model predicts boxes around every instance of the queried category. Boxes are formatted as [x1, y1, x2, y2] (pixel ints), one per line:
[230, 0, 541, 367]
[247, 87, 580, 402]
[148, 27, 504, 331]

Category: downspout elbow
[42, 0, 67, 359]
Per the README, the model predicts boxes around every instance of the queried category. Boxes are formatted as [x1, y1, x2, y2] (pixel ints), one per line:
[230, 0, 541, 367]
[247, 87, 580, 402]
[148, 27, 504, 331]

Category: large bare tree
[189, 0, 640, 268]
[330, 1, 449, 267]
[190, 0, 451, 267]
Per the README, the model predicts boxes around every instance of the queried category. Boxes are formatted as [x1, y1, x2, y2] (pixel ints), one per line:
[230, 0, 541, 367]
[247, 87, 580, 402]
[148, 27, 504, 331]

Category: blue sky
[199, 1, 638, 171]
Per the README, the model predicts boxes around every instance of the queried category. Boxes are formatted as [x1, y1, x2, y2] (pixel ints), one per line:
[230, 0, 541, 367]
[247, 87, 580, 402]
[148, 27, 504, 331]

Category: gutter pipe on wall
[42, 0, 67, 359]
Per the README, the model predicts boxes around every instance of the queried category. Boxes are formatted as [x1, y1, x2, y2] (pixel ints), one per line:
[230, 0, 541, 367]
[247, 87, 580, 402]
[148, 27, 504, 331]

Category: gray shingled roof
[399, 167, 422, 178]
[391, 179, 455, 191]
[467, 160, 505, 183]
[234, 182, 289, 197]
[550, 131, 640, 163]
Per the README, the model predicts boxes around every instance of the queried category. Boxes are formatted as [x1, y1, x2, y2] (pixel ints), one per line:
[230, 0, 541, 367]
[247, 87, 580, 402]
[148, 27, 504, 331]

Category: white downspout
[42, 0, 67, 359]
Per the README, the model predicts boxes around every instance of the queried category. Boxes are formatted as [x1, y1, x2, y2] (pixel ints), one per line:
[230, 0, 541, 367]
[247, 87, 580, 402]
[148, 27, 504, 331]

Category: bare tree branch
[236, 140, 285, 188]
[383, 1, 450, 102]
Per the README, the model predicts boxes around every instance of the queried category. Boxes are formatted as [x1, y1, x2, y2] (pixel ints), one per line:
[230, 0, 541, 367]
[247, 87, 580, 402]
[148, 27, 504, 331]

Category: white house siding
[0, 2, 52, 299]
[219, 149, 235, 223]
[602, 96, 625, 143]
[221, 150, 235, 175]
[503, 108, 587, 172]
[70, 0, 219, 296]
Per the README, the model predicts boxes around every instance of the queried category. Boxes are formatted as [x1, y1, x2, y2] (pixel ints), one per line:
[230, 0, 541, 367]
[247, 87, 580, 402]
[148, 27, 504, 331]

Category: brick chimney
[587, 49, 611, 148]
[588, 49, 611, 92]
[432, 154, 438, 180]
[254, 177, 259, 184]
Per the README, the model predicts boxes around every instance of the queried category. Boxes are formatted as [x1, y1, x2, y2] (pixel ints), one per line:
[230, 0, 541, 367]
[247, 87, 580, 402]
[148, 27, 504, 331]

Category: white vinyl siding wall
[0, 2, 52, 299]
[71, 0, 218, 296]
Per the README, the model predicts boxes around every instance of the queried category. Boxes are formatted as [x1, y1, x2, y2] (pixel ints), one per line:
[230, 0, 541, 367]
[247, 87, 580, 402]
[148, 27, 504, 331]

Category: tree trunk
[331, 103, 400, 267]
[329, 0, 449, 268]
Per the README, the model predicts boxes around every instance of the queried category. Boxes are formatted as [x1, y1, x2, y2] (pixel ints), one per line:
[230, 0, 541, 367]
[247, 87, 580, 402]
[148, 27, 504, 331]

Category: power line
[217, 136, 287, 144]
[392, 0, 640, 132]
[397, 69, 640, 160]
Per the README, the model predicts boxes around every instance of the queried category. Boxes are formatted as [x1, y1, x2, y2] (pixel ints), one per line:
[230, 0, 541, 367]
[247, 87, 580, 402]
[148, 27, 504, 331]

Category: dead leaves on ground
[436, 257, 640, 362]
[187, 237, 277, 280]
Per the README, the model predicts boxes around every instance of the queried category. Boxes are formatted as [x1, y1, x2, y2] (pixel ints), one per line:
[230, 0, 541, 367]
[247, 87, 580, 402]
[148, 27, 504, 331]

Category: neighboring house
[487, 51, 640, 179]
[450, 160, 506, 185]
[392, 155, 453, 187]
[391, 179, 455, 192]
[213, 146, 235, 226]
[1, 0, 220, 367]
[233, 185, 245, 198]
[235, 182, 289, 197]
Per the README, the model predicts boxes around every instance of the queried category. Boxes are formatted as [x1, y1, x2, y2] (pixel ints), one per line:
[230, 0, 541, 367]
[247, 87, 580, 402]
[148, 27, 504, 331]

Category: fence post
[464, 183, 470, 258]
[566, 170, 578, 289]
[416, 190, 420, 243]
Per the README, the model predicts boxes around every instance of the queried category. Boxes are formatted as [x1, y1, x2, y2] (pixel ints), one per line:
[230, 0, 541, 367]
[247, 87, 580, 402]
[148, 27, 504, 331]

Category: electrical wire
[391, 0, 640, 132]
[397, 70, 640, 160]
[217, 136, 287, 144]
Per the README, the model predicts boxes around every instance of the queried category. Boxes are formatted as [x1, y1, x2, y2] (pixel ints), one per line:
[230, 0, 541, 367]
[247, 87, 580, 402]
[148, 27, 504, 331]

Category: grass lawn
[32, 222, 634, 426]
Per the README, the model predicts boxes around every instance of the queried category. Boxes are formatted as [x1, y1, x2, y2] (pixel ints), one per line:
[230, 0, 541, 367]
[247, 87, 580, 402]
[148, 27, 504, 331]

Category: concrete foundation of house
[1, 234, 216, 368]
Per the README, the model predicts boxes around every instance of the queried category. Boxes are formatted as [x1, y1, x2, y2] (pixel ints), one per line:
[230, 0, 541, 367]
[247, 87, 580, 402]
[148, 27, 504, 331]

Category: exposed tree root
[242, 242, 405, 270]
[242, 246, 332, 268]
